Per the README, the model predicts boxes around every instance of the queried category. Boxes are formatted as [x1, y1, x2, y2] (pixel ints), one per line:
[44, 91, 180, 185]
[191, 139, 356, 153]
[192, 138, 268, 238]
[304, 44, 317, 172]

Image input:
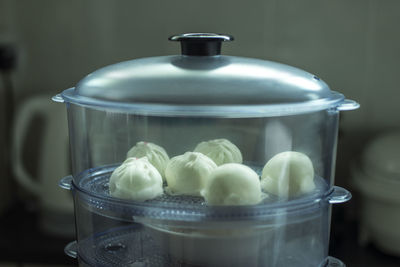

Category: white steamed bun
[109, 157, 163, 201]
[202, 163, 262, 206]
[165, 152, 217, 196]
[127, 141, 169, 179]
[194, 138, 242, 166]
[261, 151, 315, 198]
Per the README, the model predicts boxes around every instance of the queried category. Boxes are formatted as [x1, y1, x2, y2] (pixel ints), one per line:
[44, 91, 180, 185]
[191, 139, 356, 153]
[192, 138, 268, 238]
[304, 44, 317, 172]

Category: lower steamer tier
[62, 165, 351, 267]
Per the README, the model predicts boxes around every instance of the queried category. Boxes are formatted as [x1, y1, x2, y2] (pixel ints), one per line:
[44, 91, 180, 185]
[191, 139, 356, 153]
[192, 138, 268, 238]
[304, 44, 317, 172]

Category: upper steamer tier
[55, 33, 358, 117]
[56, 33, 358, 221]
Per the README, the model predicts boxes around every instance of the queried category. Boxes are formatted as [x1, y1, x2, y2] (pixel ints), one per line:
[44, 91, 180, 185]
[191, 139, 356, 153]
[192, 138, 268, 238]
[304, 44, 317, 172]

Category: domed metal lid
[57, 33, 358, 117]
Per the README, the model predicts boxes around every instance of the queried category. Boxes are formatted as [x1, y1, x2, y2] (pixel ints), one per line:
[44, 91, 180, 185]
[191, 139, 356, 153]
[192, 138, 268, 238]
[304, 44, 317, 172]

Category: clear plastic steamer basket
[56, 33, 358, 267]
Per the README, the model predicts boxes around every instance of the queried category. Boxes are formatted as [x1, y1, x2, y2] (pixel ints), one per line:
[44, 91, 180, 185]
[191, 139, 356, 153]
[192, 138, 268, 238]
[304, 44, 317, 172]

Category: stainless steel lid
[56, 33, 358, 117]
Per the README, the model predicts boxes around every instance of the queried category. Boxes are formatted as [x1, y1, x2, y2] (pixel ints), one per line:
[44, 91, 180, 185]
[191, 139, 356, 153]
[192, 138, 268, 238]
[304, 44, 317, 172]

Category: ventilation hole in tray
[103, 182, 110, 191]
[104, 242, 126, 253]
[150, 194, 205, 205]
[127, 258, 150, 267]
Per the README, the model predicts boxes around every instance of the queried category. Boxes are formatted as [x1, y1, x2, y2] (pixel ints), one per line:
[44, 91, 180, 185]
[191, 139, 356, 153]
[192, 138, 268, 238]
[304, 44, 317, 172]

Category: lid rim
[61, 88, 344, 117]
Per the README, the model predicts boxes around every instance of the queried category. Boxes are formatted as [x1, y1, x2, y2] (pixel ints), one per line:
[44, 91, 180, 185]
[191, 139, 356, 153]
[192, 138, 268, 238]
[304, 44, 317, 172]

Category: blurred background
[0, 0, 399, 266]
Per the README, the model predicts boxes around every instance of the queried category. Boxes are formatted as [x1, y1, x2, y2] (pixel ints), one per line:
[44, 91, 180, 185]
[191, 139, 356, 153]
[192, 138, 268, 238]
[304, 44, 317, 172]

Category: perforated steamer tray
[65, 225, 345, 267]
[61, 164, 351, 267]
[62, 163, 339, 223]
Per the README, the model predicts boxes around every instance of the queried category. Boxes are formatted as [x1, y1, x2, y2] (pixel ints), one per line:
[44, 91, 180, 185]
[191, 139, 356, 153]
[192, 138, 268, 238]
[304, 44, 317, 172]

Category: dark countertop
[329, 206, 400, 267]
[0, 201, 75, 265]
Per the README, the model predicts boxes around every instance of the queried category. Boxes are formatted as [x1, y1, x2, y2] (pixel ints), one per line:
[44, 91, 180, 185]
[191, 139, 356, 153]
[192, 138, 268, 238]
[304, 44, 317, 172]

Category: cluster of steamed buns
[109, 139, 316, 205]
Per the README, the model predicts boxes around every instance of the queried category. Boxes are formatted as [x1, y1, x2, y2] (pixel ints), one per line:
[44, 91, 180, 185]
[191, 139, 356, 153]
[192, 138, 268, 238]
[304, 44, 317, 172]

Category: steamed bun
[127, 141, 169, 179]
[109, 157, 163, 201]
[261, 151, 315, 198]
[202, 163, 262, 206]
[194, 138, 242, 166]
[165, 152, 217, 196]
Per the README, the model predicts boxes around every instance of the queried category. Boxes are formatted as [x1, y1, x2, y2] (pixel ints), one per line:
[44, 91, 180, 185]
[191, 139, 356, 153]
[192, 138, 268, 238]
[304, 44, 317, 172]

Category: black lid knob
[169, 33, 234, 56]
